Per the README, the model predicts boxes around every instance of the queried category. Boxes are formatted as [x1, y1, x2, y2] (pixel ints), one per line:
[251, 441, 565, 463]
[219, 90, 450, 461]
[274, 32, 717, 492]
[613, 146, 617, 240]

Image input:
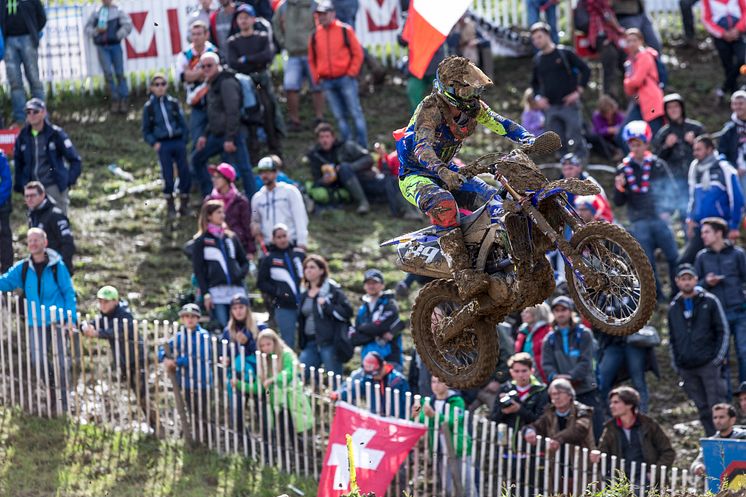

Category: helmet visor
[453, 83, 486, 100]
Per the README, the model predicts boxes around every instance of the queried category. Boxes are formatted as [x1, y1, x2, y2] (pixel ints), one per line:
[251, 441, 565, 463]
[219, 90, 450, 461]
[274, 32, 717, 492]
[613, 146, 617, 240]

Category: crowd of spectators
[3, 0, 746, 484]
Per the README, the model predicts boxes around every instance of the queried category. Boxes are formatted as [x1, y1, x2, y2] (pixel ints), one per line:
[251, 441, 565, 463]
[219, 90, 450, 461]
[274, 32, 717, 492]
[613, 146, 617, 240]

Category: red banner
[318, 402, 427, 497]
[0, 129, 20, 157]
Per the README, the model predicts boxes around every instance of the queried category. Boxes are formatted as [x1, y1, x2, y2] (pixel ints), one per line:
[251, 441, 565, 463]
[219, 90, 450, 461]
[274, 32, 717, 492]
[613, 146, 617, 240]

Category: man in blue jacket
[0, 227, 77, 411]
[680, 135, 744, 265]
[14, 98, 82, 215]
[0, 151, 12, 273]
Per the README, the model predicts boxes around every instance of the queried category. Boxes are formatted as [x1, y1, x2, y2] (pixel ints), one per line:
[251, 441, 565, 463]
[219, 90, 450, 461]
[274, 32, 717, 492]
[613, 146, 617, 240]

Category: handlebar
[460, 131, 562, 179]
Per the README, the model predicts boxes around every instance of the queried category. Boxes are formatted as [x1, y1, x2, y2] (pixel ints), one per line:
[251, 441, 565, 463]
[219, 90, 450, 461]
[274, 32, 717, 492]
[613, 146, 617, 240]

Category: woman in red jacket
[514, 303, 553, 382]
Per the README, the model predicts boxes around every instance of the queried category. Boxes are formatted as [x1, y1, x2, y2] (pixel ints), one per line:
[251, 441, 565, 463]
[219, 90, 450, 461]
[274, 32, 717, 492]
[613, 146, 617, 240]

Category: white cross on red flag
[318, 401, 427, 497]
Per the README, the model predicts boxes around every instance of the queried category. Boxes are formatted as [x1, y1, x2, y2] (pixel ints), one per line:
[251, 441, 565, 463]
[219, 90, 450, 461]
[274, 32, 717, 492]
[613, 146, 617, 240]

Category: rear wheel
[411, 279, 499, 389]
[565, 222, 656, 336]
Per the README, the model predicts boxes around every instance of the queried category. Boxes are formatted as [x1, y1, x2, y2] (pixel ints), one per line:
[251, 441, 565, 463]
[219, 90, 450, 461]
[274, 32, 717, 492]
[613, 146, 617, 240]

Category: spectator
[142, 74, 190, 220]
[593, 386, 676, 476]
[585, 0, 626, 98]
[0, 152, 12, 273]
[590, 94, 624, 161]
[514, 303, 553, 382]
[331, 0, 358, 26]
[0, 228, 76, 411]
[680, 0, 700, 47]
[176, 21, 218, 151]
[81, 285, 159, 430]
[703, 0, 746, 100]
[524, 378, 596, 451]
[694, 217, 746, 384]
[680, 135, 743, 265]
[188, 0, 215, 30]
[298, 254, 352, 376]
[491, 352, 549, 435]
[210, 0, 238, 49]
[273, 0, 325, 131]
[1, 0, 46, 127]
[308, 1, 368, 148]
[334, 351, 410, 417]
[614, 120, 678, 299]
[14, 98, 82, 215]
[84, 0, 133, 113]
[542, 296, 605, 439]
[560, 152, 608, 205]
[192, 52, 254, 198]
[620, 29, 665, 146]
[158, 303, 214, 414]
[527, 0, 559, 43]
[737, 381, 746, 419]
[412, 376, 475, 495]
[612, 0, 662, 51]
[205, 163, 256, 257]
[227, 4, 284, 160]
[257, 224, 305, 348]
[456, 15, 481, 63]
[692, 404, 746, 476]
[232, 329, 314, 437]
[521, 88, 545, 137]
[191, 200, 250, 328]
[348, 269, 405, 370]
[221, 294, 258, 361]
[669, 264, 730, 435]
[251, 156, 309, 251]
[24, 181, 75, 274]
[717, 90, 746, 192]
[596, 330, 657, 414]
[306, 122, 380, 214]
[530, 22, 591, 159]
[574, 194, 615, 223]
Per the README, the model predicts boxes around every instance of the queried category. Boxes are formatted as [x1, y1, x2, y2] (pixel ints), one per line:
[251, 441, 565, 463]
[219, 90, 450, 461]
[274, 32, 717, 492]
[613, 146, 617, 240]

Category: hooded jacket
[717, 112, 746, 171]
[298, 278, 353, 348]
[0, 249, 76, 327]
[84, 3, 133, 46]
[204, 68, 243, 142]
[702, 0, 746, 38]
[0, 0, 46, 47]
[158, 325, 213, 390]
[623, 48, 665, 122]
[686, 152, 744, 229]
[27, 198, 75, 273]
[191, 230, 250, 296]
[598, 414, 675, 467]
[350, 290, 405, 365]
[668, 288, 730, 369]
[652, 95, 704, 177]
[141, 94, 188, 146]
[694, 242, 746, 311]
[251, 181, 309, 247]
[306, 139, 374, 185]
[91, 302, 145, 372]
[541, 322, 597, 395]
[257, 243, 305, 309]
[14, 120, 83, 193]
[339, 362, 410, 418]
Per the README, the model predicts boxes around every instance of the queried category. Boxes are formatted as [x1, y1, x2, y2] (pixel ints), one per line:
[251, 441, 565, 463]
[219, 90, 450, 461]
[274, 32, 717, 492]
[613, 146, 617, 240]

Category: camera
[499, 389, 519, 408]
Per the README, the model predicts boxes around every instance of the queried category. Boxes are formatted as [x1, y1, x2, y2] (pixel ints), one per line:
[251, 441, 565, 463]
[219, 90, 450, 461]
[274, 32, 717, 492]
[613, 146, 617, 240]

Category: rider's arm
[412, 103, 449, 173]
[476, 101, 534, 143]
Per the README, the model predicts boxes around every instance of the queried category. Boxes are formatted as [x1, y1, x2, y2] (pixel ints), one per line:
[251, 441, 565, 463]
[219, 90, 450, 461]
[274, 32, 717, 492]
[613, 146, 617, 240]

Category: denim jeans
[629, 218, 679, 298]
[96, 44, 128, 101]
[188, 107, 208, 149]
[275, 307, 299, 350]
[320, 76, 368, 148]
[526, 0, 559, 43]
[5, 35, 45, 123]
[191, 133, 254, 198]
[211, 303, 230, 329]
[299, 339, 343, 377]
[597, 343, 650, 412]
[158, 138, 191, 195]
[727, 309, 746, 384]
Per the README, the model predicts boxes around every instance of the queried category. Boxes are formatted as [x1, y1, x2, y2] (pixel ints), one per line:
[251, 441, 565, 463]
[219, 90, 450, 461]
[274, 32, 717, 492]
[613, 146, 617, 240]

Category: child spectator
[298, 254, 353, 376]
[348, 269, 405, 370]
[142, 74, 190, 219]
[590, 94, 624, 160]
[221, 294, 258, 362]
[521, 88, 545, 137]
[205, 163, 255, 257]
[191, 200, 250, 328]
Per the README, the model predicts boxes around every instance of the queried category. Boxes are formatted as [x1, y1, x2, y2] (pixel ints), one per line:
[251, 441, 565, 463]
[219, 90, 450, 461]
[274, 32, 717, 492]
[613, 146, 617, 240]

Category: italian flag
[403, 0, 473, 78]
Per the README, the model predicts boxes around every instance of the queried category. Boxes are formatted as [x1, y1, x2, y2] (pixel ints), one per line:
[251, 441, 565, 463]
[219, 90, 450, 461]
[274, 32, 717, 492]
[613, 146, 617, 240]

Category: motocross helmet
[621, 120, 652, 144]
[434, 56, 493, 115]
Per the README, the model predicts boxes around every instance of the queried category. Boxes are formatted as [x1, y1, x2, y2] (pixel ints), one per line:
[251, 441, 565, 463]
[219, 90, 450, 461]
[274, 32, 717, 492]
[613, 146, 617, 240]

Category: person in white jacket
[251, 157, 309, 252]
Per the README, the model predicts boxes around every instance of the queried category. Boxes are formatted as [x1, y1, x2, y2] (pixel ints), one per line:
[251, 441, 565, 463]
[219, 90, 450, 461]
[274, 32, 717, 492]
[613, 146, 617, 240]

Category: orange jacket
[308, 19, 364, 83]
[623, 48, 664, 122]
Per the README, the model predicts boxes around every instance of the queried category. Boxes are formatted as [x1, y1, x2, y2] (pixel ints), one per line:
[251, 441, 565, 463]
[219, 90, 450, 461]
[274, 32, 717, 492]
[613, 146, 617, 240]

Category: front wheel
[565, 222, 656, 336]
[410, 279, 499, 389]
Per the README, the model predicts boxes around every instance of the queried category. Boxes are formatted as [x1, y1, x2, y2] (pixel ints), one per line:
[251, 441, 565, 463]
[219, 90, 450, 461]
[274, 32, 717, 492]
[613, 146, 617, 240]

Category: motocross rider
[394, 56, 535, 300]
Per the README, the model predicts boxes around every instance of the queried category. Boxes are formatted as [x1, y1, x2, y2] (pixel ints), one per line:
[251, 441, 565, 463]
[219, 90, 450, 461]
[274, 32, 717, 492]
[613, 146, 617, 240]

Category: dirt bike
[382, 132, 656, 389]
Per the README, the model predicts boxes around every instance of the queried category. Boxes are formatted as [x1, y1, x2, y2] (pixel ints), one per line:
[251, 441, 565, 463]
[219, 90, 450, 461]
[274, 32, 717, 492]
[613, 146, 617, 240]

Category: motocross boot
[438, 227, 490, 300]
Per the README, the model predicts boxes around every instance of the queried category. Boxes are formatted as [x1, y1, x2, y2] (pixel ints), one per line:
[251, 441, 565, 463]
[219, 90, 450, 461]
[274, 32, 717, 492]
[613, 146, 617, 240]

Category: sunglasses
[151, 81, 167, 87]
[25, 109, 41, 115]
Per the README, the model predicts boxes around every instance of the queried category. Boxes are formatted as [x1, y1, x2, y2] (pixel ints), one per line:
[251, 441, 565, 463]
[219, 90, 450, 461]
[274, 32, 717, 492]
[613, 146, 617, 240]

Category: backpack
[21, 259, 59, 289]
[233, 72, 265, 126]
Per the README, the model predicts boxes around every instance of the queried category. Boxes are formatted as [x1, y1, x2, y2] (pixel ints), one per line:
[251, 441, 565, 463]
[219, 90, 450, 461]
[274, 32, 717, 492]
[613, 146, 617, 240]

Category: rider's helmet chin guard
[434, 56, 493, 115]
